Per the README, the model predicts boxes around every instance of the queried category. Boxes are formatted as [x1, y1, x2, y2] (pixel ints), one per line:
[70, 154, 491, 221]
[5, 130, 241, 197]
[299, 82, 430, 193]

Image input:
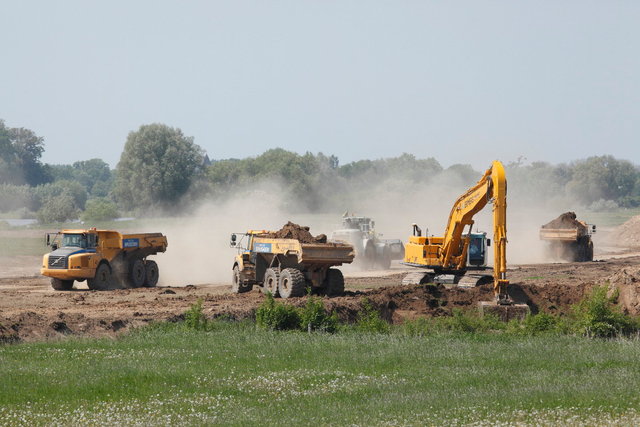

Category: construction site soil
[260, 221, 328, 243]
[541, 211, 587, 230]
[2, 252, 640, 343]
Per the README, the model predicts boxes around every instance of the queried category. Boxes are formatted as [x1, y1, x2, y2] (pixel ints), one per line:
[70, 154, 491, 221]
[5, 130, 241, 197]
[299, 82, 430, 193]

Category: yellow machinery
[403, 160, 515, 305]
[230, 231, 354, 298]
[41, 228, 168, 290]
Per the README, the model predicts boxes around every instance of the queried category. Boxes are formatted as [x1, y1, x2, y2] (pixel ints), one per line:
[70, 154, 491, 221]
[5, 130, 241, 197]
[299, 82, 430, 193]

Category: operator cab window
[62, 234, 88, 248]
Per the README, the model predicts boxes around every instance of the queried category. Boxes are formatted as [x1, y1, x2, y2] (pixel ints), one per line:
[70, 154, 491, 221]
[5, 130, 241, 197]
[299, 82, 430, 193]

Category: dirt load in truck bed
[260, 221, 328, 244]
[541, 212, 587, 230]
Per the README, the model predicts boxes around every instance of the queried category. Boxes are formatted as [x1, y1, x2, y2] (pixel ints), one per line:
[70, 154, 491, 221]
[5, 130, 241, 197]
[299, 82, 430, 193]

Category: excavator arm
[439, 160, 509, 302]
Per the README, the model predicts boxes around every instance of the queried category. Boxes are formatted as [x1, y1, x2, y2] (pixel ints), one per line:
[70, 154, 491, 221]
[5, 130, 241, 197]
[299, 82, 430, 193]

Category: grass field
[1, 322, 640, 426]
[0, 236, 45, 257]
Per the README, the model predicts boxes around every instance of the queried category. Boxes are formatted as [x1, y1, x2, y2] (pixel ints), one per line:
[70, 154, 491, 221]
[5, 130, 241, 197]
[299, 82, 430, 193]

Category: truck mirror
[46, 234, 50, 246]
[592, 225, 596, 232]
[230, 234, 237, 246]
[487, 239, 491, 247]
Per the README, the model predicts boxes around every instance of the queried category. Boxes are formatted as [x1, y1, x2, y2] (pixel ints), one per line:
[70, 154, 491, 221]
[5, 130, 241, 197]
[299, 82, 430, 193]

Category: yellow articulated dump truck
[230, 230, 354, 298]
[41, 228, 168, 291]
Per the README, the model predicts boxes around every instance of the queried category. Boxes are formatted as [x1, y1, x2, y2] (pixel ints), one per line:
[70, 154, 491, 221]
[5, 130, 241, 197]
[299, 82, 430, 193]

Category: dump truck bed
[539, 228, 581, 242]
[252, 237, 354, 266]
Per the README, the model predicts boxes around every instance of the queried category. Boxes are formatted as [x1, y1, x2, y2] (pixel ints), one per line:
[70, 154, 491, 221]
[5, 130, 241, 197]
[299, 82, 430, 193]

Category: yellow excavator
[403, 160, 527, 313]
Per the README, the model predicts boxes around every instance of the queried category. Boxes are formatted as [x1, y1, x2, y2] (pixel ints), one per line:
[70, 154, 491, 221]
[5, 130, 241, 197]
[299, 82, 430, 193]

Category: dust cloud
[138, 164, 592, 287]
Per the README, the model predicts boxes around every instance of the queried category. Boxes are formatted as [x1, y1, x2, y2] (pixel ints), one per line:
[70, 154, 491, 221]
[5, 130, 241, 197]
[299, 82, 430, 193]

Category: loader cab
[466, 232, 489, 267]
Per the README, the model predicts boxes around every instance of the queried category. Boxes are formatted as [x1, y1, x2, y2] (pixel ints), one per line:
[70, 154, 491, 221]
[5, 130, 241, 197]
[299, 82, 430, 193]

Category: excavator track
[401, 271, 433, 286]
[456, 273, 492, 288]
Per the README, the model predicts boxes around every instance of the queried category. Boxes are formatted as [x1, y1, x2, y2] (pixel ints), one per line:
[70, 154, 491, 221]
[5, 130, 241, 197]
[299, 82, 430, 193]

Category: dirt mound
[542, 212, 586, 230]
[607, 215, 640, 248]
[608, 267, 640, 315]
[262, 221, 327, 243]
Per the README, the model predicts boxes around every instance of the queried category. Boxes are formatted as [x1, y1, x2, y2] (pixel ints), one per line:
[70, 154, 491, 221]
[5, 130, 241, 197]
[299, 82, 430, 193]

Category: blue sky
[1, 1, 638, 169]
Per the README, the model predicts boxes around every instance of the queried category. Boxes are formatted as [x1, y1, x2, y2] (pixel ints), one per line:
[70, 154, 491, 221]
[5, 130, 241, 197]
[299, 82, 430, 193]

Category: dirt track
[2, 254, 640, 342]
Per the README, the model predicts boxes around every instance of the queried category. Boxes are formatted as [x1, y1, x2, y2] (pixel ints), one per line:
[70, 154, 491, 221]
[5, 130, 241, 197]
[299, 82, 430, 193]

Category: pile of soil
[541, 212, 586, 230]
[607, 215, 640, 248]
[608, 267, 640, 315]
[263, 221, 327, 244]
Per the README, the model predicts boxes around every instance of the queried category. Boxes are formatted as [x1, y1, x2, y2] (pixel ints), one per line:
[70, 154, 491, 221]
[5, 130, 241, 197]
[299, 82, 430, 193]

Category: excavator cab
[466, 232, 489, 267]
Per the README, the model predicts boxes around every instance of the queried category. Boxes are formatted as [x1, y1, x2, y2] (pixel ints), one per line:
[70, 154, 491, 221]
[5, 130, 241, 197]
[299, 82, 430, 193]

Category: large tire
[51, 278, 73, 291]
[144, 260, 159, 287]
[129, 259, 146, 288]
[324, 268, 345, 297]
[278, 268, 306, 298]
[377, 250, 392, 270]
[88, 262, 113, 290]
[586, 240, 594, 262]
[231, 265, 252, 294]
[263, 268, 280, 297]
[363, 241, 376, 270]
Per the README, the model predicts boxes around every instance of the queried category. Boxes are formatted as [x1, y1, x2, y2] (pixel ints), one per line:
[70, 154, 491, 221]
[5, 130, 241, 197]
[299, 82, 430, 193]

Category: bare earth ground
[1, 249, 640, 342]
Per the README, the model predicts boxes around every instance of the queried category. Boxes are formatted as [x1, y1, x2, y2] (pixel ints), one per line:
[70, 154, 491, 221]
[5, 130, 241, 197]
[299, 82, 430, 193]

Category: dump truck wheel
[144, 260, 159, 287]
[324, 268, 345, 297]
[129, 259, 146, 288]
[232, 265, 252, 294]
[88, 262, 112, 290]
[51, 278, 73, 291]
[263, 268, 280, 296]
[278, 268, 306, 298]
[586, 240, 594, 262]
[377, 252, 391, 270]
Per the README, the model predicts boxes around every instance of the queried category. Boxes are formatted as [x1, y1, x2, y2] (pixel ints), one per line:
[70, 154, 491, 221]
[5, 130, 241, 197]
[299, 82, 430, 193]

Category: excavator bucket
[478, 301, 530, 321]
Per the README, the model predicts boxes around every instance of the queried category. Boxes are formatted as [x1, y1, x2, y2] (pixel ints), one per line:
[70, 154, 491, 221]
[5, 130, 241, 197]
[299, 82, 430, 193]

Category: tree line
[1, 119, 639, 223]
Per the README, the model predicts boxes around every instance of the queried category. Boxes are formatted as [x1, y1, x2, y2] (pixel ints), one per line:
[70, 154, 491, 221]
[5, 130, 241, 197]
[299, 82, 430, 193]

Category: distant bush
[81, 198, 118, 222]
[256, 293, 301, 331]
[355, 299, 390, 334]
[36, 193, 78, 224]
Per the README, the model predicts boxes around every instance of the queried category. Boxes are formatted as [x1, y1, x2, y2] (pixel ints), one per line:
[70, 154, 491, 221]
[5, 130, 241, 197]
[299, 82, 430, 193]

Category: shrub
[429, 309, 504, 334]
[299, 296, 338, 333]
[81, 198, 119, 222]
[522, 313, 559, 335]
[572, 285, 639, 338]
[355, 299, 390, 334]
[403, 317, 432, 337]
[184, 299, 209, 331]
[255, 293, 301, 331]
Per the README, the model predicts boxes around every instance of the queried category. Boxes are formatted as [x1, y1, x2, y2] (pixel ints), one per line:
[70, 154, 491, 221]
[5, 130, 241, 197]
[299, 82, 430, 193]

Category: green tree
[114, 124, 204, 210]
[0, 120, 50, 186]
[36, 193, 78, 224]
[566, 156, 638, 205]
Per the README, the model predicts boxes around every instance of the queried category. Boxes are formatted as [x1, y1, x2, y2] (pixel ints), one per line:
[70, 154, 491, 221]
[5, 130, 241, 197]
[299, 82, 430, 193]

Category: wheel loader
[330, 214, 404, 269]
[230, 230, 354, 298]
[41, 228, 167, 290]
[402, 160, 529, 319]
